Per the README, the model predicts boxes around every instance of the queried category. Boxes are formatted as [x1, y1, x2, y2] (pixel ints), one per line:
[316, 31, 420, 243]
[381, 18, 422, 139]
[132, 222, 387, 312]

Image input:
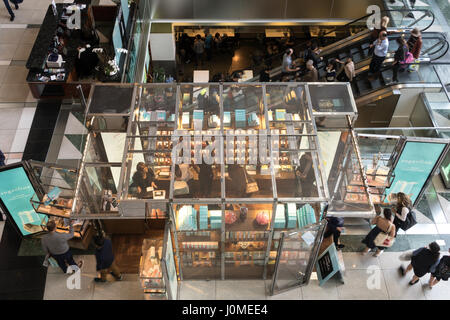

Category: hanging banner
[384, 141, 446, 203]
[0, 165, 46, 236]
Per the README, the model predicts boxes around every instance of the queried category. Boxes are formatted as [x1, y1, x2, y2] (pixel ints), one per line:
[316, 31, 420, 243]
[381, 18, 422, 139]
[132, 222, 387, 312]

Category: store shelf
[225, 209, 272, 232]
[225, 242, 266, 252]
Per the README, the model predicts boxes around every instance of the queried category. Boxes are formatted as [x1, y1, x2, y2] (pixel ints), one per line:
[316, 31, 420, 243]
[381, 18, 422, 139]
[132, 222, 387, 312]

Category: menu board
[315, 243, 340, 286]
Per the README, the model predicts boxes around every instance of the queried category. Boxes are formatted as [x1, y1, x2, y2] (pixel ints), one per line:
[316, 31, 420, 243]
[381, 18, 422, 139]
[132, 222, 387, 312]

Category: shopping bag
[408, 59, 420, 72]
[400, 209, 417, 231]
[373, 224, 395, 247]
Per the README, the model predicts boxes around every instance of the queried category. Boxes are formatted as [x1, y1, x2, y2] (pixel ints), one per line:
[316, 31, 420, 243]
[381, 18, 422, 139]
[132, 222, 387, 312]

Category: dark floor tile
[407, 234, 439, 250]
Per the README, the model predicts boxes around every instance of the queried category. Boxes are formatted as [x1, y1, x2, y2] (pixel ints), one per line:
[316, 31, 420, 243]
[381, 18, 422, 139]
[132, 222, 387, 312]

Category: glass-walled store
[62, 82, 375, 283]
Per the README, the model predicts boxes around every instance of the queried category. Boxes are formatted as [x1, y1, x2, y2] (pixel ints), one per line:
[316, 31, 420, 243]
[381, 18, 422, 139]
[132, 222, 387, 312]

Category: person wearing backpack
[361, 208, 396, 257]
[428, 248, 450, 289]
[392, 37, 409, 83]
[399, 241, 441, 285]
[391, 192, 414, 234]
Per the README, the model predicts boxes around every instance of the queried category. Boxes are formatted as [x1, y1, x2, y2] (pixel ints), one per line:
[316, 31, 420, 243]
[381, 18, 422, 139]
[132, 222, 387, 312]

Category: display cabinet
[139, 222, 179, 299]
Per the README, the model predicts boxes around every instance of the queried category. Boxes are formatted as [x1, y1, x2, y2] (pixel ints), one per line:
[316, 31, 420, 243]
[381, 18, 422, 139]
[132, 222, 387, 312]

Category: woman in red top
[407, 28, 423, 59]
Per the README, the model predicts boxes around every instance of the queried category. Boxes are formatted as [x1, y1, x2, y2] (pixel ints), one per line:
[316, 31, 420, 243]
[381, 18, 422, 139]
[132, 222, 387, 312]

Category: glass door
[269, 220, 327, 296]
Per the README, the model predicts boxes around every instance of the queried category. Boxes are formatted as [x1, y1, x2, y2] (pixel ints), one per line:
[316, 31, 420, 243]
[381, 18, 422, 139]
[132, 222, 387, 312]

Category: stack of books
[297, 204, 316, 228]
[193, 110, 204, 130]
[274, 204, 286, 229]
[286, 203, 297, 228]
[199, 206, 208, 230]
[235, 109, 246, 128]
[177, 205, 198, 231]
[182, 112, 190, 129]
[209, 210, 222, 229]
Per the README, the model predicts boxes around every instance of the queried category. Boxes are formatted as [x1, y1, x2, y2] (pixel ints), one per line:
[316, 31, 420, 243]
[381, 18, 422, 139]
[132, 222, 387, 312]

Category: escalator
[247, 8, 436, 81]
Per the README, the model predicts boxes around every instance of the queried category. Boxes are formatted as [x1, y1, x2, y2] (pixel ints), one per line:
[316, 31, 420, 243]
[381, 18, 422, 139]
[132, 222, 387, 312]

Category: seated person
[131, 162, 157, 197]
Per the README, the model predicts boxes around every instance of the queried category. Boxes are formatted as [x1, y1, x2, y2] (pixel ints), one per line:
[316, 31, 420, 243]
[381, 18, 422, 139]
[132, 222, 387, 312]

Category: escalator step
[356, 79, 372, 94]
[369, 76, 383, 90]
[353, 52, 363, 63]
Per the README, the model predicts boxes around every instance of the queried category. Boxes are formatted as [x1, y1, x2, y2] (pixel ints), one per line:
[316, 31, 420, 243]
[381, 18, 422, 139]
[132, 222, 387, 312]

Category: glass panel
[179, 84, 220, 129]
[139, 84, 177, 123]
[224, 203, 272, 279]
[89, 85, 135, 114]
[126, 152, 171, 200]
[270, 220, 326, 295]
[222, 84, 265, 131]
[328, 138, 374, 213]
[174, 203, 222, 280]
[308, 84, 354, 113]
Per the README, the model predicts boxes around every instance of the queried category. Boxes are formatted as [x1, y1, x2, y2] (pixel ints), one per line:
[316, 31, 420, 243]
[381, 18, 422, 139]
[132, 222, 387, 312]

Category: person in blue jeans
[3, 0, 20, 21]
[41, 220, 83, 273]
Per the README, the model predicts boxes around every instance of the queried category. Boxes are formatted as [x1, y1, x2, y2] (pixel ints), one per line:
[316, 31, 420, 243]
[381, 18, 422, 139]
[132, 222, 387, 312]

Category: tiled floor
[40, 251, 450, 300]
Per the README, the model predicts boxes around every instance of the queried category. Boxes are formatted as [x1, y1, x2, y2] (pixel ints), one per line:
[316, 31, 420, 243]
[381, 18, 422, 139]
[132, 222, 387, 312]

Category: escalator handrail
[251, 9, 435, 69]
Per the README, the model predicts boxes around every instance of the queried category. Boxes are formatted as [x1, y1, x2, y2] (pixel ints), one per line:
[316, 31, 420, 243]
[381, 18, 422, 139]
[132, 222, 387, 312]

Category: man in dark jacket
[94, 236, 122, 282]
[0, 149, 5, 166]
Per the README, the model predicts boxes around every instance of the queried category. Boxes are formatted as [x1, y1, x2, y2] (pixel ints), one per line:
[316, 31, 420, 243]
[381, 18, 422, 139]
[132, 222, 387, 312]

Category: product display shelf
[177, 230, 221, 242]
[225, 209, 272, 232]
[30, 197, 73, 218]
[139, 238, 166, 299]
[224, 231, 270, 242]
[225, 242, 267, 252]
[54, 218, 89, 239]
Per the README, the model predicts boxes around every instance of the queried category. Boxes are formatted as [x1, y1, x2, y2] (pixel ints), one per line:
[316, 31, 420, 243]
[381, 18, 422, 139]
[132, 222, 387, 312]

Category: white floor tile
[17, 107, 36, 129]
[420, 276, 450, 300]
[93, 274, 144, 300]
[301, 278, 339, 300]
[382, 269, 426, 300]
[180, 280, 216, 300]
[377, 252, 404, 270]
[436, 224, 450, 235]
[57, 136, 82, 160]
[337, 269, 389, 300]
[342, 252, 381, 270]
[64, 112, 87, 135]
[265, 280, 303, 300]
[216, 280, 267, 300]
[44, 272, 96, 300]
[405, 224, 438, 235]
[9, 128, 30, 153]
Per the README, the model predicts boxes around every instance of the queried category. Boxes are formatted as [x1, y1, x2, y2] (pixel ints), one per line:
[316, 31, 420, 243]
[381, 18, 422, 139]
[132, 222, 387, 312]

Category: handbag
[373, 223, 396, 247]
[173, 180, 189, 196]
[244, 171, 259, 194]
[401, 208, 417, 231]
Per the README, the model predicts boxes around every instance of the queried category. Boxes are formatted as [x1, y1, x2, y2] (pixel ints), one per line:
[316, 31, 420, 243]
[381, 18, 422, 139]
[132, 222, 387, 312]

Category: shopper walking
[204, 30, 213, 61]
[324, 216, 345, 249]
[361, 208, 396, 257]
[93, 236, 122, 282]
[428, 248, 450, 289]
[2, 0, 20, 21]
[281, 48, 300, 78]
[369, 31, 389, 76]
[325, 61, 337, 82]
[336, 57, 355, 82]
[302, 59, 319, 82]
[392, 37, 408, 83]
[41, 220, 83, 274]
[193, 34, 205, 67]
[391, 192, 413, 234]
[407, 28, 423, 59]
[399, 241, 441, 285]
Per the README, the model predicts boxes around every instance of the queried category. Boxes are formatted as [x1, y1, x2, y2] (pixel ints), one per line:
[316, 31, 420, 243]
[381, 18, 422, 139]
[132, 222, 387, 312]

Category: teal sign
[0, 167, 46, 236]
[385, 142, 446, 203]
[316, 243, 340, 286]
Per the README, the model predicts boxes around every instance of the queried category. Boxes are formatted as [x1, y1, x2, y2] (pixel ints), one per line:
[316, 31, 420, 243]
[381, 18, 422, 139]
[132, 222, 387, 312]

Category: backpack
[438, 260, 450, 280]
[400, 51, 414, 66]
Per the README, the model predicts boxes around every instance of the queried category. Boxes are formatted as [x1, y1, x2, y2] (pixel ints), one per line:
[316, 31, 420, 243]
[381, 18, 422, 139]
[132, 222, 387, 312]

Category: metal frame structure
[64, 82, 376, 281]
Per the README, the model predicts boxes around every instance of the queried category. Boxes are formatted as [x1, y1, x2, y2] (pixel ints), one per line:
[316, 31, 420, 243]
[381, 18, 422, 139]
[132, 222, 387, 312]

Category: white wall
[389, 87, 441, 127]
[149, 32, 176, 61]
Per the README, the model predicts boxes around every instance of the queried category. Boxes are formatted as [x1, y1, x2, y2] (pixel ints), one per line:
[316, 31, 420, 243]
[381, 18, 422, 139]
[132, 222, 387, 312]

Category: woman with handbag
[361, 208, 396, 257]
[399, 241, 441, 285]
[391, 192, 412, 234]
